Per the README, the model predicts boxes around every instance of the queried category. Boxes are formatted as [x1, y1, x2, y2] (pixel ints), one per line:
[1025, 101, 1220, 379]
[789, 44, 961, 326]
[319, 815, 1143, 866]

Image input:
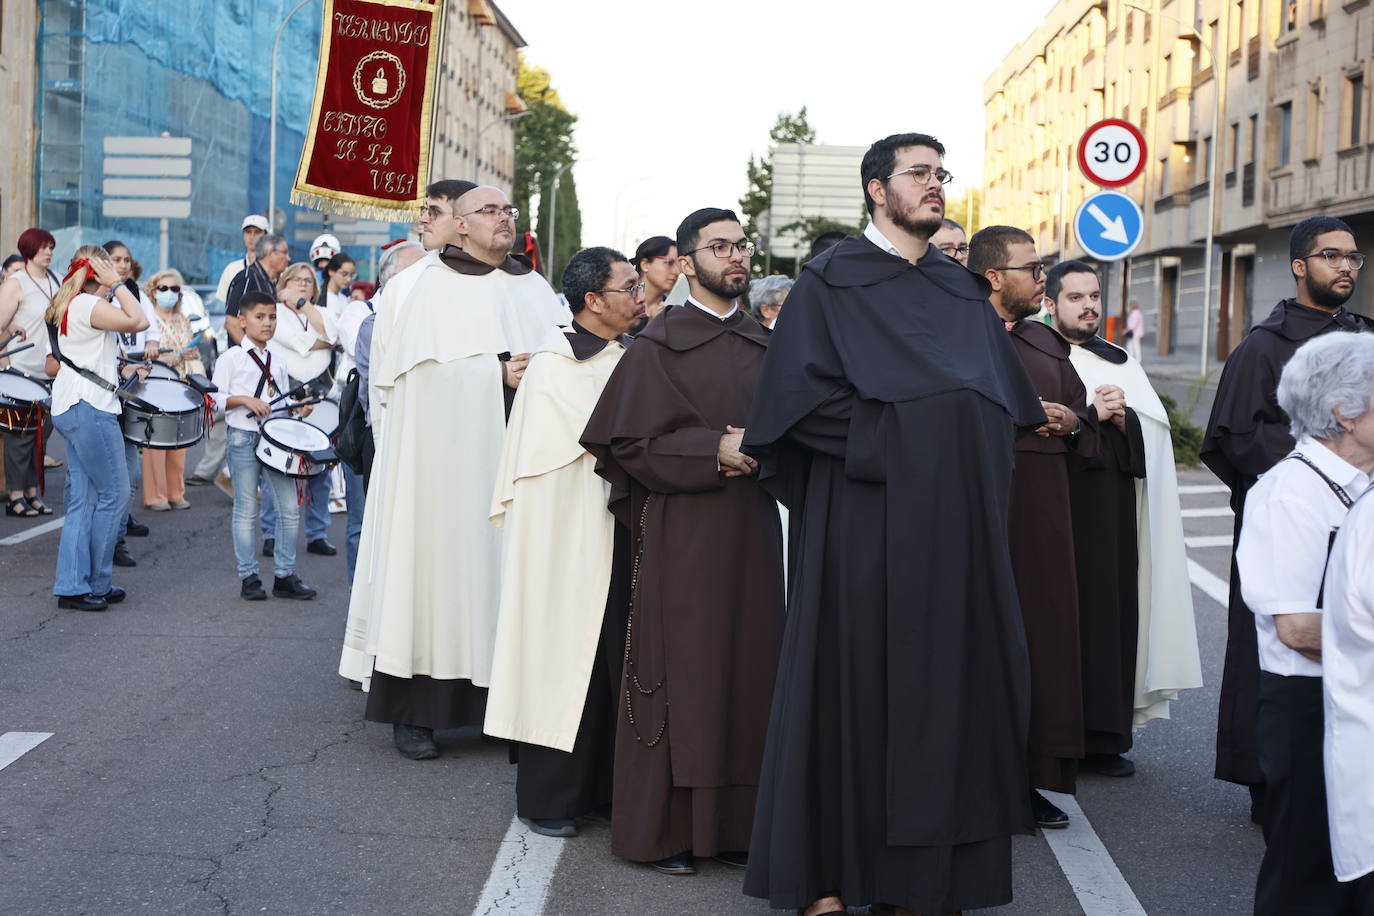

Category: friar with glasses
[484, 246, 646, 839]
[931, 217, 970, 266]
[1047, 261, 1203, 779]
[580, 207, 785, 878]
[968, 225, 1105, 831]
[347, 180, 563, 762]
[1203, 215, 1373, 822]
[744, 135, 1044, 916]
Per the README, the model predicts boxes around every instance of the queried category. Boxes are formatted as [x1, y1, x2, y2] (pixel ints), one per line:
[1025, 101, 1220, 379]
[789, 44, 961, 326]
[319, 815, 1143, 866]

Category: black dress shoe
[241, 575, 267, 601]
[519, 816, 577, 837]
[96, 586, 126, 605]
[649, 853, 695, 875]
[307, 538, 337, 556]
[1083, 752, 1136, 778]
[1032, 790, 1069, 829]
[393, 723, 439, 760]
[113, 541, 137, 567]
[125, 516, 149, 537]
[57, 593, 108, 612]
[261, 538, 274, 558]
[712, 851, 748, 868]
[272, 574, 316, 600]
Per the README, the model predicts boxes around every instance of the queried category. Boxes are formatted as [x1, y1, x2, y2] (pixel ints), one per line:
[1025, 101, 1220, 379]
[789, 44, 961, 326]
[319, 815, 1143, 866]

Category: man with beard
[931, 217, 970, 267]
[347, 181, 562, 760]
[484, 247, 644, 837]
[1205, 215, 1373, 819]
[969, 225, 1102, 830]
[1047, 261, 1202, 777]
[744, 135, 1044, 916]
[580, 208, 785, 876]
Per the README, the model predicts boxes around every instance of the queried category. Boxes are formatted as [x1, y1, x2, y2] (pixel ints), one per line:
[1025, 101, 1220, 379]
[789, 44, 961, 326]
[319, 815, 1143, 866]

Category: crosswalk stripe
[1185, 535, 1233, 549]
[0, 517, 65, 546]
[1181, 506, 1233, 518]
[1187, 558, 1231, 606]
[470, 815, 565, 915]
[1178, 484, 1229, 495]
[0, 732, 53, 771]
[1040, 791, 1148, 916]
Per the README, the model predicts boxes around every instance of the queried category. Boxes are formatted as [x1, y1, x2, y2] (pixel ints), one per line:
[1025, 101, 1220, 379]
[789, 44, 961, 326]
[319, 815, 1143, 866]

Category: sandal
[25, 496, 53, 516]
[6, 497, 38, 517]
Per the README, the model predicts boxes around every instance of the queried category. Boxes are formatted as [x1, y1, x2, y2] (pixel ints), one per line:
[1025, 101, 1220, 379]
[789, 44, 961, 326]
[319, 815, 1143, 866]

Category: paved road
[1, 435, 1263, 915]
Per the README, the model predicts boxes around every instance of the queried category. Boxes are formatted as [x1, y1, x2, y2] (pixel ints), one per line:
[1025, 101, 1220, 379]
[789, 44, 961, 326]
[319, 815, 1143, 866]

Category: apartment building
[0, 1, 40, 252]
[984, 0, 1374, 367]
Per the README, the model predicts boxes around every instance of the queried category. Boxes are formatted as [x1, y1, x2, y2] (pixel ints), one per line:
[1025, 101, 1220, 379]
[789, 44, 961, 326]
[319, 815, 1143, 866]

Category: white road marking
[1181, 506, 1233, 518]
[1178, 484, 1229, 495]
[470, 815, 565, 915]
[1185, 535, 1233, 549]
[0, 516, 65, 546]
[1041, 792, 1148, 916]
[1187, 558, 1231, 606]
[0, 732, 53, 771]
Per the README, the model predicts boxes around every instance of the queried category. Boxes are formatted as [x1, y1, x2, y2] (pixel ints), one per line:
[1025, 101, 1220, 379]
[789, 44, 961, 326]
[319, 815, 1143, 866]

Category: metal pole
[160, 217, 169, 271]
[546, 160, 574, 282]
[268, 0, 316, 232]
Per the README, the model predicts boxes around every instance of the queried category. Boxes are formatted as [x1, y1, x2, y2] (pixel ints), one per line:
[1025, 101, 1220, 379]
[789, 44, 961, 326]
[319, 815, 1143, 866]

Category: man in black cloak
[1205, 215, 1373, 819]
[741, 133, 1044, 916]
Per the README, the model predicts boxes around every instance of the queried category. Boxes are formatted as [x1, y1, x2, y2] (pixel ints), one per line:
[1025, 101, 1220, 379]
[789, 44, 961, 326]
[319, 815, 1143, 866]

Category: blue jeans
[119, 438, 142, 538]
[343, 465, 365, 583]
[261, 470, 329, 542]
[226, 427, 299, 580]
[52, 402, 127, 597]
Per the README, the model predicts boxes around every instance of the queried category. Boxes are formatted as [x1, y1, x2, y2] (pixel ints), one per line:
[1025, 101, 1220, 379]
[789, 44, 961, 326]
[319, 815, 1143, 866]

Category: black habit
[579, 303, 785, 863]
[1203, 298, 1373, 787]
[740, 237, 1044, 914]
[1007, 319, 1100, 795]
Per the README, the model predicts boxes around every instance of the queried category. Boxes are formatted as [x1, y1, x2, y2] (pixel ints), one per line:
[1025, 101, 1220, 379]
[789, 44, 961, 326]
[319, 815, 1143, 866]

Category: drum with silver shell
[120, 377, 206, 449]
[0, 370, 53, 433]
[255, 417, 337, 478]
[145, 361, 180, 380]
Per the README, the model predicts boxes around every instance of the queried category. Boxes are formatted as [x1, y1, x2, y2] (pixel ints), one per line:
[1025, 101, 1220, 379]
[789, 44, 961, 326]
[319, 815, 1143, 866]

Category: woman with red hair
[0, 228, 60, 516]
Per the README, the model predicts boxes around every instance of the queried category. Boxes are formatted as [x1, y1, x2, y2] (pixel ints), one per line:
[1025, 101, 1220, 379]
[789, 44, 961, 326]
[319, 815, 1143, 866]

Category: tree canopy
[513, 56, 580, 286]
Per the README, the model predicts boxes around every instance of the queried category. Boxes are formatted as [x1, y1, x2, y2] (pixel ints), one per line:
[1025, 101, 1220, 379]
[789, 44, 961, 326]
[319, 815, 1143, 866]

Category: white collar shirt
[211, 341, 292, 431]
[1237, 436, 1369, 677]
[685, 295, 738, 321]
[1321, 488, 1374, 882]
[863, 221, 903, 258]
[268, 301, 336, 384]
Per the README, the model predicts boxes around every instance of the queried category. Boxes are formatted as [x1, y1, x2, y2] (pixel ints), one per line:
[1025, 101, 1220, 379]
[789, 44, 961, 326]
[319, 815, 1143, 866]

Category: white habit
[483, 328, 627, 751]
[1069, 337, 1203, 725]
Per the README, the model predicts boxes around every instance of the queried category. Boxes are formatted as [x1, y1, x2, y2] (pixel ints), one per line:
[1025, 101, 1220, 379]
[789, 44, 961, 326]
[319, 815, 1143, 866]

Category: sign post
[101, 136, 193, 271]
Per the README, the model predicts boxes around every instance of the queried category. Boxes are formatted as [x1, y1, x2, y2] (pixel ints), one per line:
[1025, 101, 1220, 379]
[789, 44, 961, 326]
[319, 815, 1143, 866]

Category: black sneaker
[57, 593, 108, 612]
[261, 538, 274, 558]
[125, 516, 149, 537]
[392, 723, 439, 760]
[241, 575, 267, 601]
[307, 538, 337, 556]
[113, 541, 137, 567]
[272, 574, 316, 600]
[1031, 790, 1069, 829]
[1083, 752, 1136, 778]
[95, 586, 126, 605]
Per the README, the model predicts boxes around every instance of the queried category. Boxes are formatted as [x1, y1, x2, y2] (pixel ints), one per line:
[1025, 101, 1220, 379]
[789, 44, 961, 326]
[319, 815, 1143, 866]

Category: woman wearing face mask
[139, 269, 204, 512]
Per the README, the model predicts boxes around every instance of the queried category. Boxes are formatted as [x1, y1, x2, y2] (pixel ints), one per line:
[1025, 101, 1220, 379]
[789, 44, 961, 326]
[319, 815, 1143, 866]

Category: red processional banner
[292, 0, 445, 220]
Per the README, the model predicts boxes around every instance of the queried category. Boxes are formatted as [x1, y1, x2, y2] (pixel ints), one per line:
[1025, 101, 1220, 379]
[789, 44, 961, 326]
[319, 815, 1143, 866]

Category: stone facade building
[0, 1, 40, 254]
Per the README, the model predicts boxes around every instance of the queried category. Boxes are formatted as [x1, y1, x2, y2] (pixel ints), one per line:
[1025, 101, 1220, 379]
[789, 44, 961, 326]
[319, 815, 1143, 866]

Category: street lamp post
[1126, 1, 1222, 376]
[268, 0, 316, 233]
[546, 159, 575, 282]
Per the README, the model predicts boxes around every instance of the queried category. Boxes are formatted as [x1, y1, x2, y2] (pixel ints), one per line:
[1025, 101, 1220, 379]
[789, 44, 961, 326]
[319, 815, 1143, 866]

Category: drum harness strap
[45, 322, 155, 412]
[248, 349, 314, 507]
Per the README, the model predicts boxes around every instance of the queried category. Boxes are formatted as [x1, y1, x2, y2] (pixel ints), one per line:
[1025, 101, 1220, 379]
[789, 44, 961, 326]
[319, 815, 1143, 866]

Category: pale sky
[499, 0, 1057, 255]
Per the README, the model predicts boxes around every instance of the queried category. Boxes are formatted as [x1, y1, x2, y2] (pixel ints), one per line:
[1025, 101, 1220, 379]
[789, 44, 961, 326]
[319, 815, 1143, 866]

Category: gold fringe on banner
[290, 189, 418, 224]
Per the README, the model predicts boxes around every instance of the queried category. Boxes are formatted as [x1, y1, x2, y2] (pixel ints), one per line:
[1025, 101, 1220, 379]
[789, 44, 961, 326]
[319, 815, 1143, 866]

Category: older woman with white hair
[750, 274, 792, 329]
[1236, 331, 1374, 916]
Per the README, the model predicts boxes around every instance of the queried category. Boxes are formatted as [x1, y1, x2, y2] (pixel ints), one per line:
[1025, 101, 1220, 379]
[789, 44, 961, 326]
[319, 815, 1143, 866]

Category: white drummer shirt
[1322, 490, 1374, 882]
[268, 302, 336, 383]
[212, 341, 291, 432]
[51, 293, 120, 416]
[114, 286, 161, 357]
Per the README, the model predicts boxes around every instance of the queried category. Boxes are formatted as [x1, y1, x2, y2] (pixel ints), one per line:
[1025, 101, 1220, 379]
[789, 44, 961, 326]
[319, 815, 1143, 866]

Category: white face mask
[155, 290, 179, 308]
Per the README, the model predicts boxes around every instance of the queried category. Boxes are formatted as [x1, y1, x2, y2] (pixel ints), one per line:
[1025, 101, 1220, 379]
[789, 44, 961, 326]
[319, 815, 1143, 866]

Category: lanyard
[248, 349, 277, 399]
[1285, 452, 1354, 508]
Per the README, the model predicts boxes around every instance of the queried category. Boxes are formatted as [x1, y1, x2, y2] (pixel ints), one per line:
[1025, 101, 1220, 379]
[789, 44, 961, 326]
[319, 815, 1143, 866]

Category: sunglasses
[156, 285, 182, 293]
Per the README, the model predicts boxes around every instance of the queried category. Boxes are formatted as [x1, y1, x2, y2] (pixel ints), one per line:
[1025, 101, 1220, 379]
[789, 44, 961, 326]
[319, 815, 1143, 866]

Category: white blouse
[50, 293, 120, 416]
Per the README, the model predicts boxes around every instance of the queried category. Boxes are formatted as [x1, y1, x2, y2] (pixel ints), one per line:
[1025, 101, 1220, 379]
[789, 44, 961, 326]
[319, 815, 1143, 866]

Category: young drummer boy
[211, 291, 317, 601]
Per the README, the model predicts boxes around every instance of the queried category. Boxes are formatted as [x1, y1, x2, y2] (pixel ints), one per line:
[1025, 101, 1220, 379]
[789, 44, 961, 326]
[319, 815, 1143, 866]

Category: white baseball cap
[242, 214, 270, 232]
[310, 233, 341, 262]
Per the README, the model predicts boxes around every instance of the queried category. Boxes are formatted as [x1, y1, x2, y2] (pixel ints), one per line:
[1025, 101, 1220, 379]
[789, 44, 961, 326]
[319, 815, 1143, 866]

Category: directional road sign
[1073, 190, 1144, 261]
[1077, 119, 1147, 187]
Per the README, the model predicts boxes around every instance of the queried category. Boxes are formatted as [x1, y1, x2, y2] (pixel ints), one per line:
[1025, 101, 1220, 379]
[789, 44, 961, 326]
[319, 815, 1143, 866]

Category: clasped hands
[719, 425, 758, 478]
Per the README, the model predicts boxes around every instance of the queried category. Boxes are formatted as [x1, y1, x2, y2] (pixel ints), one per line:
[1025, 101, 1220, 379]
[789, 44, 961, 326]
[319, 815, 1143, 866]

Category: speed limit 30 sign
[1077, 119, 1147, 187]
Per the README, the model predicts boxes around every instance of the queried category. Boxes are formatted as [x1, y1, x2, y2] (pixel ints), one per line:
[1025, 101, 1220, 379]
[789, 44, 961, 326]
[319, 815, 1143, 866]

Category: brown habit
[1007, 319, 1098, 794]
[580, 303, 785, 862]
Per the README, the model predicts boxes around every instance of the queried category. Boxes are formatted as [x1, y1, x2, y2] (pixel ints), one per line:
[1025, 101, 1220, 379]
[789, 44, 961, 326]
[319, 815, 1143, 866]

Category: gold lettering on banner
[332, 13, 431, 47]
[320, 111, 389, 139]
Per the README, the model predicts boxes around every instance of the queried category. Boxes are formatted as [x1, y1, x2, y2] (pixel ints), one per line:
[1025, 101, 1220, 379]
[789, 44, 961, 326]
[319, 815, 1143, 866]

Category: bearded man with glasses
[346, 179, 566, 762]
[1204, 215, 1374, 826]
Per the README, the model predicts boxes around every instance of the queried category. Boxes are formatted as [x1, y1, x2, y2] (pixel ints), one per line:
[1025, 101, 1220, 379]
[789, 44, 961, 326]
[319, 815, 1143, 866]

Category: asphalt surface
[1, 432, 1264, 915]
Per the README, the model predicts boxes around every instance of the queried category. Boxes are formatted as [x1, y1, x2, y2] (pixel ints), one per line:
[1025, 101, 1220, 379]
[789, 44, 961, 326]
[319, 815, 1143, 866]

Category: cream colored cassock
[339, 254, 563, 688]
[483, 329, 627, 752]
[1069, 339, 1203, 725]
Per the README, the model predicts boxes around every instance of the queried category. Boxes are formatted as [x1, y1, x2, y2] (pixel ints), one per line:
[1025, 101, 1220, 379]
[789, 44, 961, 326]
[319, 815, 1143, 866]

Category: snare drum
[146, 361, 180, 380]
[120, 378, 207, 449]
[0, 370, 52, 433]
[302, 398, 341, 439]
[256, 417, 338, 478]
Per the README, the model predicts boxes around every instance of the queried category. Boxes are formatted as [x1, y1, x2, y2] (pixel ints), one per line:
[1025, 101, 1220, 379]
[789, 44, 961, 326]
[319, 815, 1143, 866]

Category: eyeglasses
[886, 164, 954, 186]
[596, 282, 645, 297]
[1303, 249, 1366, 270]
[418, 204, 453, 221]
[463, 205, 520, 221]
[155, 285, 182, 293]
[997, 262, 1046, 281]
[287, 276, 315, 286]
[686, 240, 756, 259]
[938, 244, 970, 258]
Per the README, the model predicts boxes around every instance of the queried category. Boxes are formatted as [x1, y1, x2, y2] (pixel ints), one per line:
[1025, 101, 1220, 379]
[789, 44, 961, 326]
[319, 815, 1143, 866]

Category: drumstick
[0, 342, 35, 361]
[266, 384, 311, 407]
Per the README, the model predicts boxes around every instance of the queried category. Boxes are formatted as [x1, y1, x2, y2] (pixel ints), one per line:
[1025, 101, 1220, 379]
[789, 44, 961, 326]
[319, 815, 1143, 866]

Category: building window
[1348, 72, 1365, 146]
[1125, 10, 1133, 42]
[1276, 102, 1293, 167]
[1158, 156, 1169, 197]
[1287, 0, 1298, 31]
[1247, 113, 1259, 163]
[1228, 122, 1240, 174]
[1307, 83, 1323, 160]
[1200, 136, 1213, 184]
[1230, 1, 1244, 60]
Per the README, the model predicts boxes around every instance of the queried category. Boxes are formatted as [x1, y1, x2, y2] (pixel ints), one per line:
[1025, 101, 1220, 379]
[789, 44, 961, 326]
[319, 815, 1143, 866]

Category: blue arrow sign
[1073, 190, 1144, 261]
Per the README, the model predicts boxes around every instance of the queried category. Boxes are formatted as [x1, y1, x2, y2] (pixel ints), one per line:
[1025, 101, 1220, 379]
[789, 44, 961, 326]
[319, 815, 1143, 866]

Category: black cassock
[1203, 298, 1372, 787]
[741, 236, 1044, 914]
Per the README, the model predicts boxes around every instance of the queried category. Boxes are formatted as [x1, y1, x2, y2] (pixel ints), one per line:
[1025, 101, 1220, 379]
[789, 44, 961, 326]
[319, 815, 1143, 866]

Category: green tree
[944, 186, 982, 233]
[512, 56, 579, 284]
[536, 168, 582, 286]
[739, 107, 816, 242]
